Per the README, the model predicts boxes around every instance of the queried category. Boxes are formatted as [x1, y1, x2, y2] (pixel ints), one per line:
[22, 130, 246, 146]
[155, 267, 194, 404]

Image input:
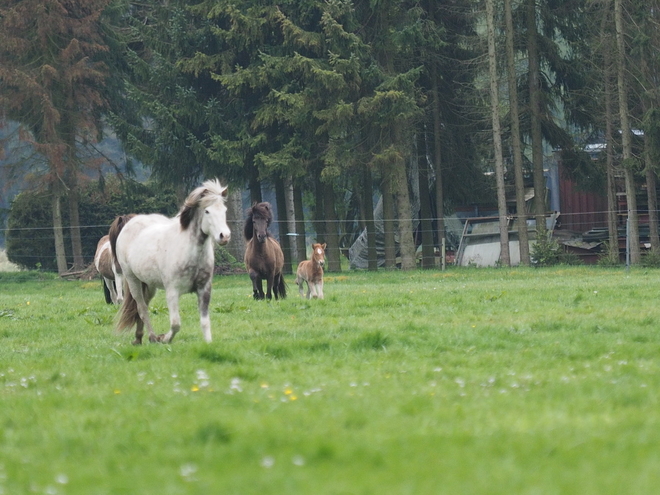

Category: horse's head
[181, 179, 231, 245]
[312, 242, 326, 267]
[246, 202, 272, 243]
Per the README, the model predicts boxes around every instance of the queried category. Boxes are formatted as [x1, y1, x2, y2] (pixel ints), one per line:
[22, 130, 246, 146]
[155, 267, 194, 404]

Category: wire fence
[0, 209, 650, 267]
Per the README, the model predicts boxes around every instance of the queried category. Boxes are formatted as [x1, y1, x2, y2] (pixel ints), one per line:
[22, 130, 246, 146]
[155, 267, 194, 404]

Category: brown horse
[295, 242, 326, 299]
[244, 202, 287, 300]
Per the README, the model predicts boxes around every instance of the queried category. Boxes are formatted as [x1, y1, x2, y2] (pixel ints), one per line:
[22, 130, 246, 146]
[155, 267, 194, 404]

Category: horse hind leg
[265, 275, 275, 300]
[297, 276, 305, 298]
[134, 319, 144, 346]
[128, 281, 158, 344]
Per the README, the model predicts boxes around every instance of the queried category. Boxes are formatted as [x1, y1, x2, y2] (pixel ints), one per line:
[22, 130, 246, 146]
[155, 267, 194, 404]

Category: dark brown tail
[103, 280, 113, 305]
[115, 280, 140, 332]
[108, 214, 135, 269]
[275, 274, 287, 299]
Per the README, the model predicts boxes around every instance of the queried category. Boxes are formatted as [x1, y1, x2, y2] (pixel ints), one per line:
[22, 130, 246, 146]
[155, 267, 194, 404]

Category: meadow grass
[1, 266, 660, 494]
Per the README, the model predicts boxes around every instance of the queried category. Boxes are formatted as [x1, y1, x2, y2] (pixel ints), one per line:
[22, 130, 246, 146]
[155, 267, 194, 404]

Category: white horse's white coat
[114, 180, 230, 344]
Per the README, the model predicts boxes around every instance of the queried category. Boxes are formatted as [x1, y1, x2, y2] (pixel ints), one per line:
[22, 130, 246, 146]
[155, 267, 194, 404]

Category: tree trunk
[361, 166, 378, 271]
[487, 0, 511, 267]
[381, 171, 397, 268]
[505, 0, 530, 265]
[293, 181, 307, 260]
[644, 137, 659, 253]
[604, 51, 620, 264]
[51, 182, 68, 274]
[284, 175, 298, 263]
[391, 134, 416, 270]
[226, 187, 246, 263]
[248, 160, 262, 204]
[417, 136, 435, 269]
[526, 0, 546, 236]
[274, 176, 293, 274]
[323, 180, 342, 272]
[314, 172, 326, 241]
[429, 1, 445, 258]
[67, 186, 84, 271]
[639, 41, 660, 253]
[615, 0, 640, 264]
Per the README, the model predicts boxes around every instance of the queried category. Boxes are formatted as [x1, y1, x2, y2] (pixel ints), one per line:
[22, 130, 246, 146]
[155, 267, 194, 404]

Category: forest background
[2, 0, 660, 274]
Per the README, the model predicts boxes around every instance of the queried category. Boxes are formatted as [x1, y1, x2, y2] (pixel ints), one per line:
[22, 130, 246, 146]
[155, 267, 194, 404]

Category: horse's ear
[222, 187, 228, 198]
[322, 243, 327, 250]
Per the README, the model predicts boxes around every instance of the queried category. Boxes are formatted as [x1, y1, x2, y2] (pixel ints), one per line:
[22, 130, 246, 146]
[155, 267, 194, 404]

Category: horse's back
[116, 214, 174, 283]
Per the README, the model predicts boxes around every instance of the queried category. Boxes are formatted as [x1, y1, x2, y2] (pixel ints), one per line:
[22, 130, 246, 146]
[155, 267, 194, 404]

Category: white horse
[109, 179, 231, 345]
[94, 234, 124, 305]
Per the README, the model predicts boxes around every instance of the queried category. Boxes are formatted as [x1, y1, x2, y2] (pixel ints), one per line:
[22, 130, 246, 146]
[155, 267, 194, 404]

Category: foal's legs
[308, 281, 317, 299]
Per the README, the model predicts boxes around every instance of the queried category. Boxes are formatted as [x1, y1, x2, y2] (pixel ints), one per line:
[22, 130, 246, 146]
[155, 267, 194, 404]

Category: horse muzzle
[216, 232, 231, 245]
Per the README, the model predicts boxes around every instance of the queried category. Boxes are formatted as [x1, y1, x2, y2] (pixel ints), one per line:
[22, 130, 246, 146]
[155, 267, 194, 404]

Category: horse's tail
[115, 281, 140, 332]
[108, 214, 135, 268]
[276, 273, 287, 299]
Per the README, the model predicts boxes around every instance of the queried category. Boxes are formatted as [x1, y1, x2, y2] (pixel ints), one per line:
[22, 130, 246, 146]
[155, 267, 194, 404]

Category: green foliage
[597, 242, 623, 267]
[640, 250, 660, 268]
[5, 177, 178, 271]
[531, 235, 582, 267]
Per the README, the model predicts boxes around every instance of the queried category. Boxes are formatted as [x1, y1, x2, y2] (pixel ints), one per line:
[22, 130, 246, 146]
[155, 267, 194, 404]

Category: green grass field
[1, 266, 660, 494]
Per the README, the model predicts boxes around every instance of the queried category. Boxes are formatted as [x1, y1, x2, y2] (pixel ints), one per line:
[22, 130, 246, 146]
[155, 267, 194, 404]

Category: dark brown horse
[244, 202, 287, 300]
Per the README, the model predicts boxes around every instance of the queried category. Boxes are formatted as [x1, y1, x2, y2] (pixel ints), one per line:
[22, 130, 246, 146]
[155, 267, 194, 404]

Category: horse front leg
[197, 282, 212, 343]
[308, 281, 317, 299]
[161, 288, 182, 344]
[249, 270, 265, 300]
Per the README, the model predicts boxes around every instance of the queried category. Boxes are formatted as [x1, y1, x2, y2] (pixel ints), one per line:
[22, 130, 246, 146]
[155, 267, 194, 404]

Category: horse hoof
[148, 334, 159, 343]
[132, 339, 142, 346]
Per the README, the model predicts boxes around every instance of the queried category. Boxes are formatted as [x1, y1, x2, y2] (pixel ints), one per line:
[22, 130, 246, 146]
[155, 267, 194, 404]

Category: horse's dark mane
[243, 202, 272, 241]
[179, 180, 227, 230]
[179, 188, 208, 230]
